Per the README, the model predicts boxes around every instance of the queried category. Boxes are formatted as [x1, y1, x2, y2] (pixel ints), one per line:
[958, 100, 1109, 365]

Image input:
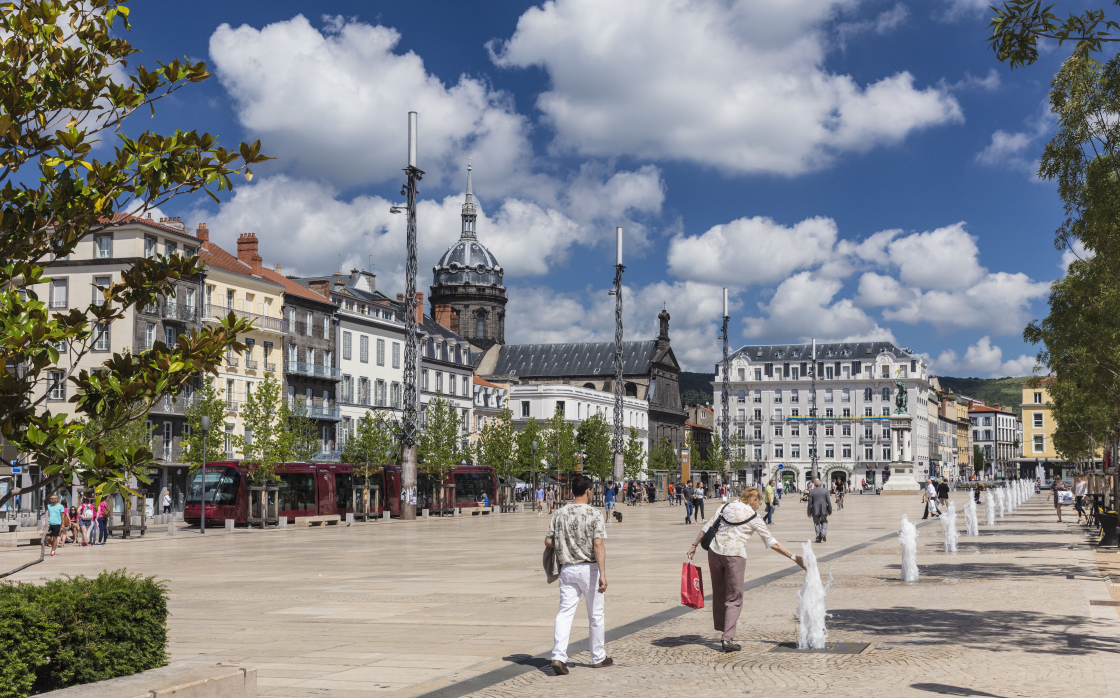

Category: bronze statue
[894, 380, 908, 414]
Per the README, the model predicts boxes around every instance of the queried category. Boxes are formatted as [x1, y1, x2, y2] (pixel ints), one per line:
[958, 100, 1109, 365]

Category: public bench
[0, 530, 43, 548]
[469, 507, 493, 516]
[293, 515, 341, 528]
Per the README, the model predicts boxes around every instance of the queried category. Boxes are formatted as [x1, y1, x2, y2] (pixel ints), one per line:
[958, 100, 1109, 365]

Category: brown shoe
[551, 660, 569, 676]
[592, 657, 614, 668]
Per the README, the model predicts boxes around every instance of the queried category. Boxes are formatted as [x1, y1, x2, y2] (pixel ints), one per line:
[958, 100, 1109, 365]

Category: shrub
[0, 571, 168, 698]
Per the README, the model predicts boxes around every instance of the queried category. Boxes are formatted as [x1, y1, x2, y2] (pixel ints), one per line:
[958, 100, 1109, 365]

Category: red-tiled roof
[199, 241, 255, 278]
[968, 405, 1015, 414]
[474, 376, 501, 389]
[106, 213, 200, 238]
[260, 267, 336, 305]
[685, 421, 713, 431]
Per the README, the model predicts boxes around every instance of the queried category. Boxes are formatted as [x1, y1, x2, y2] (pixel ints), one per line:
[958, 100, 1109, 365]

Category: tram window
[455, 473, 494, 503]
[335, 473, 354, 510]
[187, 467, 239, 506]
[277, 473, 316, 511]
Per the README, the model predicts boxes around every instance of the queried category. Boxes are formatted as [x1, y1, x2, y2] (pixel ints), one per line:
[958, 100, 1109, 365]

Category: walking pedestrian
[936, 479, 950, 508]
[78, 496, 96, 546]
[1047, 476, 1068, 523]
[546, 486, 556, 515]
[683, 482, 695, 524]
[535, 485, 545, 515]
[162, 489, 172, 514]
[546, 474, 612, 675]
[835, 481, 845, 511]
[604, 481, 617, 521]
[667, 482, 675, 506]
[686, 487, 805, 652]
[921, 479, 940, 519]
[44, 494, 65, 556]
[96, 497, 109, 543]
[763, 479, 775, 525]
[776, 479, 784, 500]
[692, 481, 706, 523]
[1074, 474, 1088, 524]
[806, 478, 832, 543]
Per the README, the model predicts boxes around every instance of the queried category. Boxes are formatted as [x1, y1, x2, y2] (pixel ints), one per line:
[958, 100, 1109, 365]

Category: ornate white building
[712, 342, 931, 490]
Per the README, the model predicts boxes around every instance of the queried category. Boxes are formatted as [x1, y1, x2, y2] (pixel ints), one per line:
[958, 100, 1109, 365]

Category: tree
[576, 412, 613, 481]
[989, 1, 1120, 70]
[515, 417, 543, 483]
[341, 410, 397, 508]
[476, 406, 516, 481]
[235, 374, 286, 484]
[624, 428, 648, 480]
[700, 433, 726, 476]
[543, 404, 578, 479]
[974, 445, 987, 476]
[0, 1, 265, 511]
[181, 379, 227, 469]
[418, 395, 462, 510]
[283, 400, 320, 463]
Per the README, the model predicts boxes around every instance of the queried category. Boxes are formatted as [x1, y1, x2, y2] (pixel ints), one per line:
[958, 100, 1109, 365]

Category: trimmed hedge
[0, 570, 168, 698]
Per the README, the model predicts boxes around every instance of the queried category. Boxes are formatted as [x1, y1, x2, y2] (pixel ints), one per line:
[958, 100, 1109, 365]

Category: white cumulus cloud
[742, 272, 896, 343]
[931, 336, 1037, 378]
[490, 0, 962, 175]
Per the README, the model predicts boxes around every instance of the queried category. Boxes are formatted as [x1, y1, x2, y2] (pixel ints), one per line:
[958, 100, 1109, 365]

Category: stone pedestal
[881, 412, 921, 492]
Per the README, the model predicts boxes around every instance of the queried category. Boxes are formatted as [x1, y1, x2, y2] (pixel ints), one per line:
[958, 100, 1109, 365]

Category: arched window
[476, 313, 485, 338]
[583, 382, 596, 390]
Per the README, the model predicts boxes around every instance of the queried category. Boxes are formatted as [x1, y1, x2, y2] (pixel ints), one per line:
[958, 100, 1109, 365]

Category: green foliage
[418, 394, 462, 478]
[989, 0, 1120, 69]
[543, 404, 578, 476]
[935, 376, 1031, 417]
[236, 374, 285, 483]
[476, 406, 517, 479]
[0, 570, 168, 698]
[515, 418, 543, 476]
[342, 410, 397, 485]
[700, 432, 726, 474]
[0, 1, 265, 510]
[973, 445, 987, 474]
[680, 390, 711, 407]
[283, 400, 319, 463]
[624, 427, 647, 480]
[677, 371, 715, 398]
[576, 412, 613, 480]
[181, 379, 227, 468]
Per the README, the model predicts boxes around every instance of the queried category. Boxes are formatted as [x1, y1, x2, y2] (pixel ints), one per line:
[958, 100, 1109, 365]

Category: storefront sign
[681, 449, 690, 482]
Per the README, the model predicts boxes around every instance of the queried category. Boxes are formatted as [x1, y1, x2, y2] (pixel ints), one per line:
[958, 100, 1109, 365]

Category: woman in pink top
[96, 498, 109, 544]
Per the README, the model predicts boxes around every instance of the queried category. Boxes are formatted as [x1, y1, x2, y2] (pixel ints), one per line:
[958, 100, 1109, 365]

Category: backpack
[700, 504, 756, 551]
[81, 504, 94, 521]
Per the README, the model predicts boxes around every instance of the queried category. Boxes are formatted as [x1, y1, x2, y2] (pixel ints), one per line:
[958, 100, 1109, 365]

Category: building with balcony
[712, 341, 931, 490]
[968, 401, 1019, 479]
[30, 214, 206, 508]
[197, 227, 287, 458]
[293, 269, 407, 450]
[418, 302, 476, 453]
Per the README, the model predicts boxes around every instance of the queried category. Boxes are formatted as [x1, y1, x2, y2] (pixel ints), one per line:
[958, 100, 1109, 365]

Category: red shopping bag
[681, 562, 705, 609]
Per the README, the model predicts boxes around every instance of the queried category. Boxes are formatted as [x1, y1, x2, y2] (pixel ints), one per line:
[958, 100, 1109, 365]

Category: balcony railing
[287, 361, 341, 380]
[244, 359, 259, 370]
[150, 394, 196, 415]
[162, 302, 198, 322]
[225, 357, 239, 368]
[203, 304, 288, 333]
[309, 404, 342, 420]
[313, 450, 341, 462]
[225, 400, 238, 413]
[48, 300, 68, 309]
[141, 303, 159, 315]
[264, 362, 276, 373]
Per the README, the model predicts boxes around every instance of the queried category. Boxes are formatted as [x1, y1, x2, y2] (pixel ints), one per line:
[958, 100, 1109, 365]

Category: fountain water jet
[985, 489, 995, 525]
[941, 500, 959, 552]
[964, 494, 978, 536]
[996, 487, 1006, 518]
[796, 541, 830, 650]
[900, 514, 919, 582]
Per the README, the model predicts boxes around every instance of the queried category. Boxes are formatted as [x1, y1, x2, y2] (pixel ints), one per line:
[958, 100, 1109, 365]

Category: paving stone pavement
[3, 489, 1116, 698]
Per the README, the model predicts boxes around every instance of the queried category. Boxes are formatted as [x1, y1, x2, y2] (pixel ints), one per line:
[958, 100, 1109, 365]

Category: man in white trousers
[545, 474, 612, 675]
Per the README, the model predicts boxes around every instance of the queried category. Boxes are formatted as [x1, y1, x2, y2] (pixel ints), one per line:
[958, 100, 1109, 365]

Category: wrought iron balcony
[309, 403, 342, 420]
[150, 394, 196, 415]
[244, 359, 259, 370]
[286, 361, 341, 380]
[264, 362, 276, 373]
[225, 357, 239, 368]
[162, 302, 198, 322]
[203, 304, 288, 333]
[48, 300, 68, 309]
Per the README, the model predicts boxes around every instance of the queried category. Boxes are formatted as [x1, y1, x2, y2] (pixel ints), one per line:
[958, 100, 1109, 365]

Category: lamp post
[199, 416, 210, 535]
[532, 440, 538, 492]
[720, 287, 730, 479]
[810, 338, 818, 482]
[611, 226, 626, 483]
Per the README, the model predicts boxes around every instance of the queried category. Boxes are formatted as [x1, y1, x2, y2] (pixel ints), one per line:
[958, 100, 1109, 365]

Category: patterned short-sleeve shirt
[548, 503, 607, 566]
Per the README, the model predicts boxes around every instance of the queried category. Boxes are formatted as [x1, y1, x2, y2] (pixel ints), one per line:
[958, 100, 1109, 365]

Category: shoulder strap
[722, 508, 758, 527]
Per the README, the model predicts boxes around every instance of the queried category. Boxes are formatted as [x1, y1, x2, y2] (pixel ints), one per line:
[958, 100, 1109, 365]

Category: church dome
[433, 239, 503, 287]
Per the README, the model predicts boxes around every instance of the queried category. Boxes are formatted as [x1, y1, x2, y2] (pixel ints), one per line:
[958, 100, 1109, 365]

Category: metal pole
[200, 430, 208, 535]
[811, 338, 818, 482]
[396, 111, 424, 521]
[612, 227, 626, 482]
[721, 287, 730, 479]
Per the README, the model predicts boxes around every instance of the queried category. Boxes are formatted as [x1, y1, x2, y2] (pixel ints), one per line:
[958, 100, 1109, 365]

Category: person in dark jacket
[806, 479, 833, 543]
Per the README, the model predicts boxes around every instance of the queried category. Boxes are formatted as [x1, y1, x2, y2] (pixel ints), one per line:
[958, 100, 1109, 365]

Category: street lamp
[199, 416, 210, 534]
[532, 440, 538, 492]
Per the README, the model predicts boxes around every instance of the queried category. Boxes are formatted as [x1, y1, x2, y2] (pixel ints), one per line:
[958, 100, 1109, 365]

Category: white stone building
[712, 341, 931, 490]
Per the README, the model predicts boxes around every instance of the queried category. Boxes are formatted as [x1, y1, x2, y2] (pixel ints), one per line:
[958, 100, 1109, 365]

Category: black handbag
[700, 505, 757, 551]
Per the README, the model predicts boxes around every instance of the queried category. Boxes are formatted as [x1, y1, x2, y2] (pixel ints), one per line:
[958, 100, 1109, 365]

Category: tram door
[317, 469, 335, 516]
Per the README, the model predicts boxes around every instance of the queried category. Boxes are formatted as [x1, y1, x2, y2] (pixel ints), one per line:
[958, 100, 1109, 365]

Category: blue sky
[124, 0, 1078, 375]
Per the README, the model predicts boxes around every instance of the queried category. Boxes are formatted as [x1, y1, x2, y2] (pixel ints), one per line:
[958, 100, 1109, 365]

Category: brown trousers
[707, 550, 746, 641]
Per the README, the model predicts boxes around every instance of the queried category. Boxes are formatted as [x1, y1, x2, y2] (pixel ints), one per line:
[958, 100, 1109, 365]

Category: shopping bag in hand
[681, 562, 705, 609]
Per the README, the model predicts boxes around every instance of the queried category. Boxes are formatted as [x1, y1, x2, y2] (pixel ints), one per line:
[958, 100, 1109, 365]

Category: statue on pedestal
[894, 380, 908, 415]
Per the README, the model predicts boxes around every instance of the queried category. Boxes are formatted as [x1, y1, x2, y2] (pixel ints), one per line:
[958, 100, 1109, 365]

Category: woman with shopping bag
[685, 487, 805, 653]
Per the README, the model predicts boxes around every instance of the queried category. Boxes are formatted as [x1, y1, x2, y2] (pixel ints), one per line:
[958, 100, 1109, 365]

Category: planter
[352, 484, 379, 522]
[246, 484, 279, 529]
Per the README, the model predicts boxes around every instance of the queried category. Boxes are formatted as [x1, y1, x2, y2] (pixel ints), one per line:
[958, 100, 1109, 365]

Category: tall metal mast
[720, 288, 730, 479]
[395, 112, 423, 520]
[810, 338, 818, 482]
[611, 227, 626, 483]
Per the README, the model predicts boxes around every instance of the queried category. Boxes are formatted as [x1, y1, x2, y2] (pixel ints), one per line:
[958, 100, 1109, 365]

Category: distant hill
[680, 371, 716, 406]
[934, 376, 1032, 417]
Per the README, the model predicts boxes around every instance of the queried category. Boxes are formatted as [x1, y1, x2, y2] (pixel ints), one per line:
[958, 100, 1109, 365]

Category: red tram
[184, 462, 496, 525]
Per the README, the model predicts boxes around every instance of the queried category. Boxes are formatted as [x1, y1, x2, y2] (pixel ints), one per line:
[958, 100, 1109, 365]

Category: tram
[184, 462, 496, 525]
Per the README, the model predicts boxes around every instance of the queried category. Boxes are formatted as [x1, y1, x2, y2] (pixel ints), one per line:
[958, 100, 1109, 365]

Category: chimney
[275, 263, 281, 273]
[251, 253, 263, 276]
[195, 223, 209, 246]
[433, 303, 453, 331]
[237, 233, 259, 265]
[416, 291, 424, 324]
[309, 280, 330, 300]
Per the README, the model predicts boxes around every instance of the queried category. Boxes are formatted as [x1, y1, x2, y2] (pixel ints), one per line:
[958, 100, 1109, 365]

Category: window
[165, 240, 177, 257]
[753, 390, 762, 403]
[92, 275, 110, 306]
[343, 332, 352, 360]
[825, 366, 833, 380]
[522, 401, 530, 417]
[476, 314, 485, 338]
[774, 444, 784, 458]
[376, 338, 385, 366]
[93, 322, 110, 351]
[774, 389, 782, 403]
[184, 245, 196, 258]
[754, 369, 762, 381]
[360, 336, 369, 363]
[864, 425, 873, 438]
[825, 424, 834, 437]
[825, 389, 833, 403]
[791, 444, 801, 458]
[737, 390, 746, 404]
[50, 279, 67, 308]
[791, 367, 799, 380]
[883, 424, 890, 438]
[449, 374, 456, 396]
[842, 388, 850, 402]
[556, 401, 565, 416]
[225, 289, 235, 309]
[392, 342, 401, 368]
[421, 369, 428, 391]
[323, 316, 330, 338]
[864, 388, 872, 401]
[1033, 392, 1043, 404]
[881, 365, 889, 378]
[737, 368, 745, 380]
[95, 235, 112, 258]
[753, 427, 762, 439]
[881, 387, 890, 401]
[376, 380, 386, 407]
[435, 372, 443, 393]
[305, 311, 312, 333]
[49, 371, 65, 400]
[1033, 412, 1043, 428]
[882, 446, 891, 460]
[865, 407, 872, 417]
[145, 323, 155, 348]
[391, 383, 401, 408]
[842, 424, 851, 436]
[825, 408, 834, 418]
[983, 416, 992, 426]
[842, 444, 851, 458]
[882, 407, 890, 417]
[144, 236, 157, 258]
[1033, 434, 1044, 453]
[791, 389, 799, 403]
[865, 446, 874, 459]
[774, 424, 783, 436]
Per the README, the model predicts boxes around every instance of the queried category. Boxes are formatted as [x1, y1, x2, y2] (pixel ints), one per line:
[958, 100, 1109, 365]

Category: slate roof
[492, 340, 659, 377]
[261, 268, 336, 306]
[728, 341, 919, 363]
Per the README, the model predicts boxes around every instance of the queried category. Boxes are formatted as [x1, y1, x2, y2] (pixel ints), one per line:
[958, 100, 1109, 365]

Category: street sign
[11, 467, 20, 474]
[681, 449, 690, 483]
[778, 463, 784, 470]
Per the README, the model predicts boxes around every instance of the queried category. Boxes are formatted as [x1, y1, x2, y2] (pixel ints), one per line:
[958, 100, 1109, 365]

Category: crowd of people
[42, 492, 110, 556]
